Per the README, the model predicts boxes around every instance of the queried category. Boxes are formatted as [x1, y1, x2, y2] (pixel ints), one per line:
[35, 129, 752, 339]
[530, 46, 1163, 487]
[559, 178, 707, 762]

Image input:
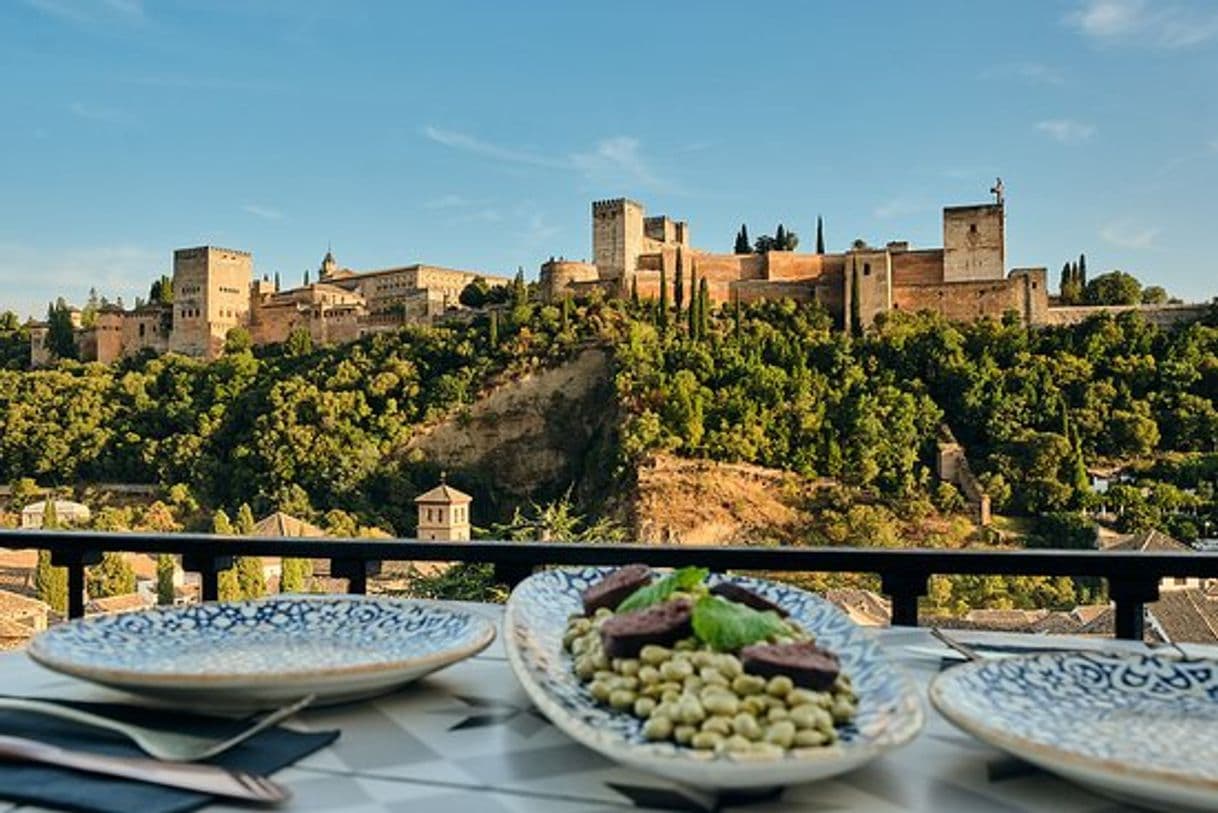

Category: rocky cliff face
[404, 348, 618, 515]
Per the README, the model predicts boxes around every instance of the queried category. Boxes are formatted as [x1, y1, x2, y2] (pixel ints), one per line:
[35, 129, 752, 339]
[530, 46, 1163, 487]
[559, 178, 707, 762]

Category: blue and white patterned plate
[29, 596, 496, 710]
[504, 567, 924, 789]
[931, 650, 1218, 811]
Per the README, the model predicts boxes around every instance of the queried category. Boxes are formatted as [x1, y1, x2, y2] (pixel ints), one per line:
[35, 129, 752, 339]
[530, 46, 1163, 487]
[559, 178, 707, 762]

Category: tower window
[863, 263, 871, 277]
[970, 224, 978, 234]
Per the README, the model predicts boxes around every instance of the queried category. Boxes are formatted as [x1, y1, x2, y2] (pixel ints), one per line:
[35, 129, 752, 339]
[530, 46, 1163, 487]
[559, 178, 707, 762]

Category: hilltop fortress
[29, 189, 1208, 366]
[30, 249, 510, 365]
[541, 196, 1046, 331]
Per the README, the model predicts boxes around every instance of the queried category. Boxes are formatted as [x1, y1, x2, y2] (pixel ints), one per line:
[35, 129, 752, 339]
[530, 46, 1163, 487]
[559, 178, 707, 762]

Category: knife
[0, 734, 290, 805]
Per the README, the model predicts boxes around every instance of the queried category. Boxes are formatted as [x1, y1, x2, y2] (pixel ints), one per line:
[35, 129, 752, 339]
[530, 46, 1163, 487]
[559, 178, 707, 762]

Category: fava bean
[764, 720, 796, 749]
[674, 724, 697, 745]
[716, 655, 743, 678]
[639, 645, 670, 666]
[723, 734, 753, 753]
[793, 729, 828, 747]
[766, 675, 794, 698]
[703, 692, 739, 717]
[677, 698, 706, 725]
[588, 681, 612, 702]
[633, 697, 656, 718]
[637, 665, 660, 685]
[643, 715, 673, 741]
[660, 660, 693, 681]
[766, 706, 789, 723]
[732, 713, 762, 741]
[732, 675, 766, 695]
[691, 731, 723, 751]
[786, 688, 817, 707]
[608, 689, 636, 710]
[700, 716, 732, 736]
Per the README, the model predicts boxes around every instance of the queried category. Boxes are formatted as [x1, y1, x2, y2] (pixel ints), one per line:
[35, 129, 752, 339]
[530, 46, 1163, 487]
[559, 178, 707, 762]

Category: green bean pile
[563, 606, 858, 756]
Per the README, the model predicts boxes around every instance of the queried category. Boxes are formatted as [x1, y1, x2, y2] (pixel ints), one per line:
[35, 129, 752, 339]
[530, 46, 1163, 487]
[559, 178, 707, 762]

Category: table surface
[0, 604, 1207, 813]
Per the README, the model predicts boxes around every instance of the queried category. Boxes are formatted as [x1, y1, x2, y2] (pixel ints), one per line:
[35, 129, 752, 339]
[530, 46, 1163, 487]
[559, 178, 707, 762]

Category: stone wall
[540, 260, 599, 302]
[168, 246, 252, 359]
[1040, 303, 1210, 328]
[121, 306, 171, 358]
[891, 249, 945, 285]
[893, 270, 1042, 324]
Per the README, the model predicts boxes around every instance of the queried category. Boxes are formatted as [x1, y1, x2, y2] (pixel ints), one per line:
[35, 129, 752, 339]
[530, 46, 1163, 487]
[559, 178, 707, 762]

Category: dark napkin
[0, 697, 339, 813]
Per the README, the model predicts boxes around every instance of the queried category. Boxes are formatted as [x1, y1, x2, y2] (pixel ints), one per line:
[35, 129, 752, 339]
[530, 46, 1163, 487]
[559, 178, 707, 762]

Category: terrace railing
[6, 529, 1218, 641]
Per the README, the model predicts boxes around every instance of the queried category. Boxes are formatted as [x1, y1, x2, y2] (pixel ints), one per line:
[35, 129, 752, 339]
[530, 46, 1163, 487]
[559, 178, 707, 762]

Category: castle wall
[540, 260, 599, 302]
[1039, 303, 1210, 328]
[891, 249, 945, 285]
[592, 199, 643, 287]
[943, 204, 1004, 282]
[764, 252, 828, 282]
[893, 274, 1032, 323]
[121, 307, 171, 357]
[91, 311, 124, 363]
[846, 250, 893, 330]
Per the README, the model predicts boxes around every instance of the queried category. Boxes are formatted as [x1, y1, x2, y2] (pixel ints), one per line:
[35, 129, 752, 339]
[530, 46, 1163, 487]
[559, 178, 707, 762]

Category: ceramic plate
[504, 567, 923, 789]
[29, 595, 496, 710]
[931, 650, 1218, 811]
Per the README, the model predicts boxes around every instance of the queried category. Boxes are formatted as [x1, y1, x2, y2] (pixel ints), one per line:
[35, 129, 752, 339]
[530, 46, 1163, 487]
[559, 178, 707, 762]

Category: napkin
[0, 698, 338, 813]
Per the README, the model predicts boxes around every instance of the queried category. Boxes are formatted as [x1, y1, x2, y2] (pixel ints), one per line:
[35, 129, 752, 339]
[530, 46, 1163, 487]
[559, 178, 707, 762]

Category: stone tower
[168, 246, 253, 359]
[592, 198, 645, 294]
[942, 203, 1005, 282]
[414, 477, 472, 542]
[319, 248, 338, 281]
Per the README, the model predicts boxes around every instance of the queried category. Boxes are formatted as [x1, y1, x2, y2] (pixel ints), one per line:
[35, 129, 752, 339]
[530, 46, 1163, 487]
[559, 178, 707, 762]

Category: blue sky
[1, 0, 1216, 318]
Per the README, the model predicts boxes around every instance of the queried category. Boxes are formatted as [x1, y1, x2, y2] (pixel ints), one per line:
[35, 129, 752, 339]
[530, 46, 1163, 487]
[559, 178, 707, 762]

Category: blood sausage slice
[599, 599, 693, 659]
[740, 640, 841, 690]
[581, 564, 651, 615]
[708, 582, 789, 617]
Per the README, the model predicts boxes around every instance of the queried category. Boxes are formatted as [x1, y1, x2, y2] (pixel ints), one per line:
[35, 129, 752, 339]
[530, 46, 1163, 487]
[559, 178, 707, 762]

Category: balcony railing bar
[8, 529, 1218, 641]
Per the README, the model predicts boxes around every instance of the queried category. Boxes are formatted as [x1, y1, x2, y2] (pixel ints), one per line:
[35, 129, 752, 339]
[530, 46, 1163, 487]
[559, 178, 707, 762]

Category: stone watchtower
[414, 477, 472, 541]
[167, 246, 253, 359]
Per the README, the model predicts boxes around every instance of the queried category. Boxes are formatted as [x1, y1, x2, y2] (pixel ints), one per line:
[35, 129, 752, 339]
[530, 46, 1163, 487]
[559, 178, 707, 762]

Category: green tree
[280, 557, 312, 593]
[688, 264, 699, 336]
[224, 327, 253, 354]
[285, 327, 313, 357]
[46, 299, 78, 360]
[1077, 253, 1087, 288]
[304, 269, 311, 286]
[149, 275, 173, 304]
[658, 265, 669, 331]
[35, 549, 67, 615]
[674, 251, 685, 313]
[561, 295, 571, 332]
[511, 267, 528, 308]
[815, 216, 825, 254]
[87, 552, 136, 598]
[460, 277, 491, 308]
[734, 225, 750, 255]
[273, 271, 281, 292]
[1085, 271, 1142, 305]
[488, 310, 499, 348]
[698, 278, 710, 339]
[156, 554, 176, 605]
[237, 556, 267, 598]
[631, 276, 640, 306]
[1141, 286, 1168, 305]
[212, 510, 240, 601]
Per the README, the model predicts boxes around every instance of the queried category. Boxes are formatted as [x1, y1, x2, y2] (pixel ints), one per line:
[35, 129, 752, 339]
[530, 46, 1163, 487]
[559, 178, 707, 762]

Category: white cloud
[69, 101, 130, 125]
[1036, 119, 1096, 144]
[22, 0, 143, 25]
[0, 242, 161, 319]
[1101, 221, 1160, 249]
[423, 194, 473, 210]
[421, 126, 563, 169]
[241, 204, 285, 222]
[421, 126, 676, 192]
[980, 62, 1066, 85]
[1067, 0, 1218, 48]
[873, 199, 924, 219]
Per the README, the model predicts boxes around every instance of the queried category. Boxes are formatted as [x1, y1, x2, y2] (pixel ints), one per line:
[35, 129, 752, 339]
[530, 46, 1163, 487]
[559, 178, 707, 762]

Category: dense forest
[2, 293, 1216, 544]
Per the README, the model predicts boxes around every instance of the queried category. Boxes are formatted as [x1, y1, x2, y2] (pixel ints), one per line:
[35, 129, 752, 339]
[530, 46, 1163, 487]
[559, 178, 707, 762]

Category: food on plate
[565, 566, 858, 756]
[582, 564, 652, 615]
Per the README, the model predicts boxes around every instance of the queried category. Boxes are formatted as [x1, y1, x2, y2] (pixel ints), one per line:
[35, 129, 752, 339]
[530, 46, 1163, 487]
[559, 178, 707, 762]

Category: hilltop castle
[30, 249, 510, 365]
[540, 193, 1048, 331]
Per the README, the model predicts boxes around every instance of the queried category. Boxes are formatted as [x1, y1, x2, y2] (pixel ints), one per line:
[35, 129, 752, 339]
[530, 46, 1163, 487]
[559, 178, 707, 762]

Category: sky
[1, 0, 1216, 319]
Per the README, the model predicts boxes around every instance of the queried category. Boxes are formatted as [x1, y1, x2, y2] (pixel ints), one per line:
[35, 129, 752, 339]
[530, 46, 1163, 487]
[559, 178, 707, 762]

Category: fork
[0, 694, 314, 762]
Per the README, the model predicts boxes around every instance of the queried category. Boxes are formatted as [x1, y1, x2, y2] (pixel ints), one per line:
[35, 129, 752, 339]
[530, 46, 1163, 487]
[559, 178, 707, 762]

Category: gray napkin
[0, 697, 338, 813]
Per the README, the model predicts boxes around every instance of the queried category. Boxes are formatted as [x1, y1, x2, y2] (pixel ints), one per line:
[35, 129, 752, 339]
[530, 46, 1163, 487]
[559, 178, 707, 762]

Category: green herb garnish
[616, 566, 708, 612]
[691, 595, 788, 651]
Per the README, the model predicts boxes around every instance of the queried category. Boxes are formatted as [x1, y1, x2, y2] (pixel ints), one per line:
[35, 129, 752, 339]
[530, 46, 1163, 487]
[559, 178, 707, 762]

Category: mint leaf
[691, 595, 788, 651]
[616, 566, 708, 612]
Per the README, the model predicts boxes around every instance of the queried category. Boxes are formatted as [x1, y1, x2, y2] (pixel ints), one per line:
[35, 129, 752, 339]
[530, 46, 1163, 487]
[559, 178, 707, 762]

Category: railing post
[881, 570, 928, 627]
[181, 554, 234, 602]
[1109, 576, 1159, 641]
[51, 549, 101, 620]
[332, 558, 381, 595]
[493, 562, 534, 588]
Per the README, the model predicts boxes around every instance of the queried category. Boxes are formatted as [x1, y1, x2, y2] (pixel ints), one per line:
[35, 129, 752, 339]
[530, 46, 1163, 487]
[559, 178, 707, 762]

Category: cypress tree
[273, 271, 281, 292]
[212, 510, 239, 601]
[733, 291, 742, 340]
[35, 550, 67, 615]
[303, 269, 310, 286]
[688, 263, 698, 336]
[630, 275, 640, 307]
[850, 265, 862, 336]
[489, 310, 499, 348]
[674, 250, 685, 313]
[734, 224, 750, 254]
[561, 294, 571, 332]
[658, 265, 669, 331]
[698, 278, 710, 338]
[1078, 253, 1087, 287]
[775, 224, 787, 250]
[1060, 262, 1072, 296]
[816, 216, 825, 254]
[156, 554, 175, 605]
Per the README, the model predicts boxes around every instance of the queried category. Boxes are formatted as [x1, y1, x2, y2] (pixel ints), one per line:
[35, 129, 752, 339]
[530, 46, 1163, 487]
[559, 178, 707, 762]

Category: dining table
[0, 601, 1201, 813]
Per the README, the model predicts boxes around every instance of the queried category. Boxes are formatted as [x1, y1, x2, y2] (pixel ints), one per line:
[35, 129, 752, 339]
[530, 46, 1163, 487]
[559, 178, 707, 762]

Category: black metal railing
[6, 529, 1218, 640]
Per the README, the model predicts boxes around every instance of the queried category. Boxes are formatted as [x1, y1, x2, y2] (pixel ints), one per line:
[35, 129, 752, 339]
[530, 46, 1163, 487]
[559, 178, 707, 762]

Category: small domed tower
[319, 247, 338, 281]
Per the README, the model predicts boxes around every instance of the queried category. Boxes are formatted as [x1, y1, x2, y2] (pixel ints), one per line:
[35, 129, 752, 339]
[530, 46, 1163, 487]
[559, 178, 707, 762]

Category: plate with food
[930, 649, 1218, 811]
[29, 595, 496, 710]
[503, 565, 923, 789]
